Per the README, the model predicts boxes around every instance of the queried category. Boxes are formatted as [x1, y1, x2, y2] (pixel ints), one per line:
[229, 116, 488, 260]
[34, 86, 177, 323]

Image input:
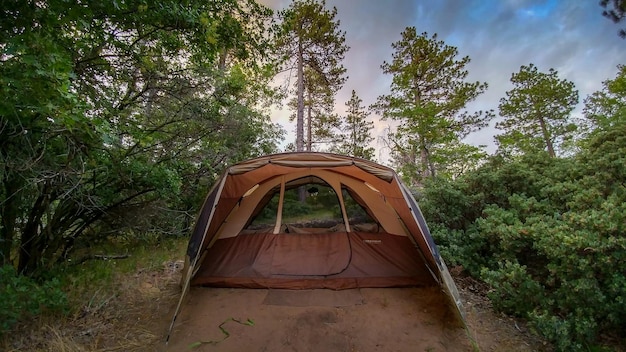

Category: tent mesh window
[281, 178, 344, 233]
[342, 187, 381, 233]
[246, 188, 279, 233]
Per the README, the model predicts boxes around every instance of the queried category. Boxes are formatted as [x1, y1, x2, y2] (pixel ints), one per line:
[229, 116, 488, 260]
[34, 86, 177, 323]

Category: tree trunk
[18, 182, 52, 274]
[420, 146, 429, 177]
[218, 47, 228, 72]
[296, 42, 305, 152]
[306, 89, 312, 151]
[300, 88, 310, 202]
[0, 177, 19, 266]
[296, 42, 308, 201]
[182, 203, 194, 235]
[426, 142, 436, 178]
[538, 116, 556, 157]
[420, 135, 432, 179]
[414, 85, 433, 179]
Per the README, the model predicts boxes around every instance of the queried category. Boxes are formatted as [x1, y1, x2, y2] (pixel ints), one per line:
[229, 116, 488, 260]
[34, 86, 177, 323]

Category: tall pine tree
[276, 0, 348, 151]
[288, 67, 342, 150]
[372, 28, 492, 185]
[496, 64, 578, 157]
[331, 90, 375, 160]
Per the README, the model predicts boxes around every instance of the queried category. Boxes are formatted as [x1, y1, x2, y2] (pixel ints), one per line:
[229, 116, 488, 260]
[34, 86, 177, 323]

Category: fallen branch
[73, 254, 130, 265]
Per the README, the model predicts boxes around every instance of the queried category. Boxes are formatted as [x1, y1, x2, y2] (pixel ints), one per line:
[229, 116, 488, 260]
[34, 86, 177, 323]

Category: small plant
[0, 265, 68, 334]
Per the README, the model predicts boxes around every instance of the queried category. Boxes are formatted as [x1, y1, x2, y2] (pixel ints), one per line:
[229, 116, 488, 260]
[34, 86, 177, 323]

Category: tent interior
[190, 169, 439, 290]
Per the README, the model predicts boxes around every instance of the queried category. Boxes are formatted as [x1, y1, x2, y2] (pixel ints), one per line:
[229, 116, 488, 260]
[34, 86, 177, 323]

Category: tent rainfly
[168, 152, 465, 340]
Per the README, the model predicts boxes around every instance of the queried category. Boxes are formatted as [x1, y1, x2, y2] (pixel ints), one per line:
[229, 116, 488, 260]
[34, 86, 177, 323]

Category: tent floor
[165, 286, 473, 351]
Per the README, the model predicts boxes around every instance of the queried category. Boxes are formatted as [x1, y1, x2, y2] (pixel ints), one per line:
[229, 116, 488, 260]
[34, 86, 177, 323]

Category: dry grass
[1, 239, 186, 352]
[2, 269, 180, 352]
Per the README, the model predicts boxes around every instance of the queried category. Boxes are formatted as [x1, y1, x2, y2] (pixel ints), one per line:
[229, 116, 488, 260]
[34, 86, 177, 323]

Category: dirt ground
[2, 261, 553, 352]
[155, 265, 553, 352]
[453, 274, 551, 352]
[165, 287, 471, 352]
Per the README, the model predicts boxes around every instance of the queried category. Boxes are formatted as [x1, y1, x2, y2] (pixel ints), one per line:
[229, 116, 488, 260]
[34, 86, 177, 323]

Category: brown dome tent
[167, 152, 466, 343]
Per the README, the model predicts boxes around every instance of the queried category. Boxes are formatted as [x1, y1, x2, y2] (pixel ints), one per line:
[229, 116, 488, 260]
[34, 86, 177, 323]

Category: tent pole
[273, 176, 286, 234]
[165, 175, 228, 344]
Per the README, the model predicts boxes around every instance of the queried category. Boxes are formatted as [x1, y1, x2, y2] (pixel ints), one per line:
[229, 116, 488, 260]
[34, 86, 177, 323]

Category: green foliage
[330, 90, 375, 160]
[496, 64, 579, 157]
[372, 28, 493, 185]
[430, 225, 494, 276]
[422, 124, 626, 350]
[530, 310, 595, 351]
[481, 261, 544, 317]
[342, 189, 371, 222]
[277, 0, 348, 151]
[583, 64, 626, 134]
[0, 265, 68, 334]
[0, 0, 283, 274]
[283, 197, 314, 219]
[420, 177, 479, 230]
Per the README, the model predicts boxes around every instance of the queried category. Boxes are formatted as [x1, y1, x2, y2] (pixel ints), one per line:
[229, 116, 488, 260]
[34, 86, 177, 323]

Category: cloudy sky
[261, 0, 626, 161]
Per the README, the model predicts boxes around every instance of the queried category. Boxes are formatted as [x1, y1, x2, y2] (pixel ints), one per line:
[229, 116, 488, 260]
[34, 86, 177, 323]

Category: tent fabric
[227, 152, 395, 182]
[186, 154, 437, 268]
[178, 152, 465, 324]
[191, 231, 436, 290]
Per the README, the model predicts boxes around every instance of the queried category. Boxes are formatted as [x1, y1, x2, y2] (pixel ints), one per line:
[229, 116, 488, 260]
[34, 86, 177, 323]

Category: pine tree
[331, 90, 375, 160]
[496, 64, 578, 157]
[583, 64, 626, 132]
[288, 67, 342, 150]
[276, 0, 348, 151]
[372, 28, 492, 185]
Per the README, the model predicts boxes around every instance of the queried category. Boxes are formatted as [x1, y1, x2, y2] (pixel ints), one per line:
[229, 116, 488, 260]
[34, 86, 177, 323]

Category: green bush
[421, 125, 626, 350]
[481, 261, 544, 317]
[474, 194, 626, 349]
[430, 224, 495, 277]
[283, 197, 313, 217]
[0, 265, 68, 334]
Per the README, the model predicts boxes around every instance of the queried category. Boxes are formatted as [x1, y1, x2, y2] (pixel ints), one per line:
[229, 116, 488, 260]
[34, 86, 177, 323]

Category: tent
[169, 152, 465, 340]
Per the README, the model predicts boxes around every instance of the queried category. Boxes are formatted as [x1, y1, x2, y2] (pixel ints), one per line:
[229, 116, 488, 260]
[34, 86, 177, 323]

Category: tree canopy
[600, 0, 626, 37]
[583, 64, 626, 132]
[330, 90, 375, 160]
[372, 28, 492, 185]
[496, 64, 579, 158]
[0, 0, 283, 273]
[276, 0, 348, 151]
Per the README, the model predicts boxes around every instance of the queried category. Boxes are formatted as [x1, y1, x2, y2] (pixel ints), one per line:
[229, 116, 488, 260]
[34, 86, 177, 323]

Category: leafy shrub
[430, 224, 494, 277]
[282, 197, 313, 218]
[420, 177, 482, 231]
[0, 265, 68, 334]
[421, 124, 626, 350]
[475, 193, 626, 349]
[481, 261, 543, 317]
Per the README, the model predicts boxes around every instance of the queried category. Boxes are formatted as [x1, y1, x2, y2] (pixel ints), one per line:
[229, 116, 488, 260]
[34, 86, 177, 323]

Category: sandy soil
[2, 261, 555, 352]
[164, 287, 471, 352]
